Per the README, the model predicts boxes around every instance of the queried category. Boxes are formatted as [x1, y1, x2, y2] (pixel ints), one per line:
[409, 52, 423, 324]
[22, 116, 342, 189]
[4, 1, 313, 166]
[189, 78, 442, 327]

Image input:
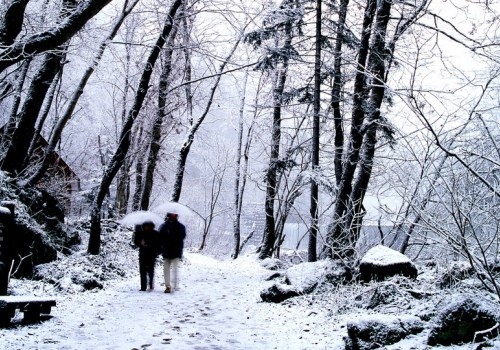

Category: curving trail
[0, 253, 342, 349]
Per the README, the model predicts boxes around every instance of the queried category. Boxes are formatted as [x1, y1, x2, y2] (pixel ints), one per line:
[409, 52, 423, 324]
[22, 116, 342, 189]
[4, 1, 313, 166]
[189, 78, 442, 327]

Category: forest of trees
[0, 0, 498, 272]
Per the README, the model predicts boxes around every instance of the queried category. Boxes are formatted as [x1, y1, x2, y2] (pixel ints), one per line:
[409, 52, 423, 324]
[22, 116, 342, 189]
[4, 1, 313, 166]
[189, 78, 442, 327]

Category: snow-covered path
[0, 253, 343, 349]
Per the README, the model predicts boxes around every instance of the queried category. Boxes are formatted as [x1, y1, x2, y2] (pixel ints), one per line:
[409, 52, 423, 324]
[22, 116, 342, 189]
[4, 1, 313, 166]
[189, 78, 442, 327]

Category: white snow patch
[361, 244, 412, 266]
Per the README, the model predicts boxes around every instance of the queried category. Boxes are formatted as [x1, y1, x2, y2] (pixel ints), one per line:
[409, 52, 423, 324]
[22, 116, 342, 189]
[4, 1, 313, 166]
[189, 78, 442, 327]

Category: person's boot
[164, 286, 172, 293]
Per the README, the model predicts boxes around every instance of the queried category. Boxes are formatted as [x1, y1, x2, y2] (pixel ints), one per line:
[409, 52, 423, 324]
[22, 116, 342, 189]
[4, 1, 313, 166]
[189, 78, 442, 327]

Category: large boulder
[428, 296, 500, 346]
[344, 314, 424, 349]
[359, 245, 417, 283]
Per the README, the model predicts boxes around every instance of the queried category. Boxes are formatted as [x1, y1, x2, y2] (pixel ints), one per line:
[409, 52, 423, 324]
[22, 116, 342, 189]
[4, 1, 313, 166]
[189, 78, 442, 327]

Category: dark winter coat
[159, 219, 186, 259]
[134, 227, 161, 257]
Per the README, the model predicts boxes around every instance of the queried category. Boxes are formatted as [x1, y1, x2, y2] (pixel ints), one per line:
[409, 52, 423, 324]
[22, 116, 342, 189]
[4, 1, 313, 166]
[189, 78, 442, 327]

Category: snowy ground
[1, 243, 496, 349]
[1, 252, 348, 349]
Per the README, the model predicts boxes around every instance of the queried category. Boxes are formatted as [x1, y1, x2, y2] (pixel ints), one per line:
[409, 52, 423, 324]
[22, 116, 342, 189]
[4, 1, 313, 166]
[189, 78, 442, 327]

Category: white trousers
[163, 258, 180, 289]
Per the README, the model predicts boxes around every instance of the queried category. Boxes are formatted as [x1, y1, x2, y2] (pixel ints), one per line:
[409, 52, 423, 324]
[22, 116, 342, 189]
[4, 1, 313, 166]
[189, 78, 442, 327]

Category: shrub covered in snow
[32, 220, 139, 293]
[359, 245, 417, 283]
[438, 262, 475, 288]
[345, 314, 425, 349]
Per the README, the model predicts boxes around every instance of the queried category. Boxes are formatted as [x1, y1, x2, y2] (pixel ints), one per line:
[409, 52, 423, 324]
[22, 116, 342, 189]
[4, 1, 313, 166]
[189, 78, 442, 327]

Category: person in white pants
[159, 212, 186, 293]
[163, 257, 179, 291]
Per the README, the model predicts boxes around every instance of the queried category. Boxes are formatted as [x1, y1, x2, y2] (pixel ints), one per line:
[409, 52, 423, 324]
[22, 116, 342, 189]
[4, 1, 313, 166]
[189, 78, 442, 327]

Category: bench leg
[0, 307, 14, 326]
[23, 305, 41, 323]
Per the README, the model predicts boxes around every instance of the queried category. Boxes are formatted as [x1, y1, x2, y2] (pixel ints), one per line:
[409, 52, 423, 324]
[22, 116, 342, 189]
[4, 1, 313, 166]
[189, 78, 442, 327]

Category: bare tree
[88, 0, 183, 255]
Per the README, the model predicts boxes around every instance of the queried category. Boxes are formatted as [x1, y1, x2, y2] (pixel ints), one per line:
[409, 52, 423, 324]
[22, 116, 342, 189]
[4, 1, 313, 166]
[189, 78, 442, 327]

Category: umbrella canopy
[119, 211, 164, 227]
[150, 202, 196, 220]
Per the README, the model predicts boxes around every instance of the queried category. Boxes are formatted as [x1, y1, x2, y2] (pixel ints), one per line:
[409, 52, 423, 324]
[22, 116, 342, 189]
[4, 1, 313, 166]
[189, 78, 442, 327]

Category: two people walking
[134, 212, 186, 293]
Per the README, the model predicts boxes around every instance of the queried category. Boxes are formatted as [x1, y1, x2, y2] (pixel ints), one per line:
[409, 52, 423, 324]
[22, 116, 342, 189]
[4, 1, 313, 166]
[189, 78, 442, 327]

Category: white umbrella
[119, 211, 164, 227]
[150, 202, 196, 220]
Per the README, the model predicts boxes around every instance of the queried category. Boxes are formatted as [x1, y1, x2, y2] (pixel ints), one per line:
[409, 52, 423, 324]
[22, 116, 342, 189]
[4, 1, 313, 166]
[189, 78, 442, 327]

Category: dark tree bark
[259, 62, 291, 259]
[331, 0, 349, 187]
[23, 0, 139, 188]
[88, 0, 183, 255]
[0, 0, 30, 46]
[170, 37, 243, 202]
[342, 0, 393, 247]
[140, 19, 179, 210]
[1, 0, 78, 176]
[324, 0, 377, 258]
[0, 0, 114, 73]
[25, 70, 62, 166]
[1, 58, 30, 151]
[131, 125, 145, 211]
[231, 71, 249, 259]
[1, 52, 65, 175]
[308, 0, 322, 262]
[181, 0, 193, 122]
[116, 158, 131, 215]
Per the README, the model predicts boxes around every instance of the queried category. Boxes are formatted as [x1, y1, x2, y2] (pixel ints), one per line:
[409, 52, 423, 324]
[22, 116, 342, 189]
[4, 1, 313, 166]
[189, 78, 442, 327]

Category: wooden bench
[0, 296, 56, 325]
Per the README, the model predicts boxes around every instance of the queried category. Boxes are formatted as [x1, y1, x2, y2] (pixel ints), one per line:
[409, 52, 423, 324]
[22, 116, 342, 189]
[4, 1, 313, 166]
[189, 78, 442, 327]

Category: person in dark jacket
[134, 220, 161, 291]
[158, 212, 186, 293]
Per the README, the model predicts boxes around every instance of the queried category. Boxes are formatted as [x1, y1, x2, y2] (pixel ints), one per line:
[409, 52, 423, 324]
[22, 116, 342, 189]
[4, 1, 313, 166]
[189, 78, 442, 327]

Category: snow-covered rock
[286, 259, 351, 293]
[359, 245, 417, 282]
[261, 259, 351, 303]
[344, 314, 425, 349]
[260, 258, 289, 271]
[260, 283, 299, 303]
[427, 296, 500, 346]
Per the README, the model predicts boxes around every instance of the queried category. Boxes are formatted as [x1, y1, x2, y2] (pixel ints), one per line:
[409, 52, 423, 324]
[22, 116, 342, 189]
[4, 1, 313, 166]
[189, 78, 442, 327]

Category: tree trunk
[170, 36, 243, 202]
[1, 51, 64, 175]
[25, 70, 62, 166]
[181, 0, 193, 123]
[331, 0, 349, 187]
[259, 61, 290, 259]
[24, 0, 139, 187]
[324, 0, 377, 258]
[116, 158, 131, 215]
[309, 0, 322, 262]
[140, 18, 179, 210]
[1, 0, 77, 176]
[131, 127, 145, 212]
[231, 70, 249, 259]
[0, 0, 114, 73]
[342, 0, 393, 249]
[88, 0, 183, 255]
[0, 0, 30, 46]
[1, 58, 30, 151]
